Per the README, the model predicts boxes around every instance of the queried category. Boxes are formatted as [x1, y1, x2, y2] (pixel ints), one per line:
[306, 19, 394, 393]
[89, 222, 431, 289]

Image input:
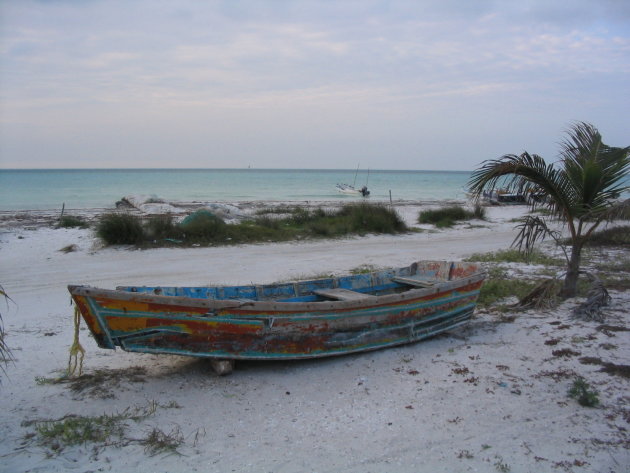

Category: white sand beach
[0, 201, 628, 473]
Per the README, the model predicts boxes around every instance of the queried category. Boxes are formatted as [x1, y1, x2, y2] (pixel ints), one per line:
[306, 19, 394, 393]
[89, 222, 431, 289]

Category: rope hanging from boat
[68, 304, 85, 377]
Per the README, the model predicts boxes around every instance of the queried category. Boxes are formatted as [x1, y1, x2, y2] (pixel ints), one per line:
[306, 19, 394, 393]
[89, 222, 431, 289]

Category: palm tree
[468, 122, 630, 298]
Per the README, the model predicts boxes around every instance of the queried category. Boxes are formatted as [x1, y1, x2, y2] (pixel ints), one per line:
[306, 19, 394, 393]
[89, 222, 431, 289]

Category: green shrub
[225, 221, 294, 243]
[473, 204, 486, 220]
[97, 204, 407, 247]
[338, 203, 407, 234]
[568, 377, 600, 407]
[57, 215, 89, 229]
[145, 215, 183, 241]
[96, 213, 144, 245]
[289, 207, 315, 225]
[418, 205, 483, 228]
[312, 207, 328, 219]
[255, 203, 406, 237]
[307, 219, 340, 236]
[179, 210, 226, 239]
[253, 215, 283, 230]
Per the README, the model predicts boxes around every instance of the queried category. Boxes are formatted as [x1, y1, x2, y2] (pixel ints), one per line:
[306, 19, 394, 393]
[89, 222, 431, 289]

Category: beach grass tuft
[338, 202, 407, 234]
[57, 215, 89, 229]
[476, 271, 537, 308]
[465, 248, 563, 266]
[97, 213, 145, 245]
[141, 426, 184, 456]
[34, 413, 128, 451]
[418, 205, 485, 228]
[27, 401, 184, 456]
[145, 214, 184, 241]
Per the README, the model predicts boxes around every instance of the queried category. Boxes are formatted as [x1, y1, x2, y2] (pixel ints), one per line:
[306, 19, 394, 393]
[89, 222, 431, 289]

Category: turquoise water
[0, 169, 471, 211]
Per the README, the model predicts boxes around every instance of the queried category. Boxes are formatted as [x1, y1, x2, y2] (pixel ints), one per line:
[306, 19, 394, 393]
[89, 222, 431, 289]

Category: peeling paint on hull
[69, 260, 485, 361]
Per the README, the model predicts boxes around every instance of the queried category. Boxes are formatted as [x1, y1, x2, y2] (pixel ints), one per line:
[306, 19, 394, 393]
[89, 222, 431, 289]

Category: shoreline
[0, 197, 467, 231]
[0, 201, 628, 472]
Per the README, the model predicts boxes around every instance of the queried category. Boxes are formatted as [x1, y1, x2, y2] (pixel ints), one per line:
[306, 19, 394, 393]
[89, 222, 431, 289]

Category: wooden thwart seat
[313, 288, 376, 301]
[392, 276, 436, 288]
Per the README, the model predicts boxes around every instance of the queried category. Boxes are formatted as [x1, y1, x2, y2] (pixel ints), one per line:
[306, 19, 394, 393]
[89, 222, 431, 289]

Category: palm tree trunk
[561, 242, 583, 298]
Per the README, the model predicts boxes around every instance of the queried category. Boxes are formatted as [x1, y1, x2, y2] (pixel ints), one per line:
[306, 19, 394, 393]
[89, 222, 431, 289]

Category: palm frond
[511, 215, 568, 263]
[514, 278, 562, 310]
[559, 122, 602, 165]
[559, 122, 630, 217]
[468, 152, 571, 219]
[468, 121, 629, 298]
[571, 272, 611, 322]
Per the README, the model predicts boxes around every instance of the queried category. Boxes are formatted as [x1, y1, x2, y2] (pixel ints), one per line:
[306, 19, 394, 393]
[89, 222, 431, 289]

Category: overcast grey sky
[1, 0, 628, 170]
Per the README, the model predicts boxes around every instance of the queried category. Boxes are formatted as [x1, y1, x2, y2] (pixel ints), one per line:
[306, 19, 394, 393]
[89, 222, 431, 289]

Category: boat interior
[118, 261, 476, 303]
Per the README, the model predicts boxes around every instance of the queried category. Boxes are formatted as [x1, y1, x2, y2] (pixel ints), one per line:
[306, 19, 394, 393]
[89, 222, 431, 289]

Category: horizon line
[0, 167, 473, 173]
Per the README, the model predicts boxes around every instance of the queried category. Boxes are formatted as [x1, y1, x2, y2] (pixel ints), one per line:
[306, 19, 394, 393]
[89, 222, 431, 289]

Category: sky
[1, 1, 629, 171]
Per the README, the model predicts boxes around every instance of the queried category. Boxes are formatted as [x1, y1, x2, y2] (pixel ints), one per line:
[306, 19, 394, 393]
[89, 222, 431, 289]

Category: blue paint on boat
[69, 260, 486, 364]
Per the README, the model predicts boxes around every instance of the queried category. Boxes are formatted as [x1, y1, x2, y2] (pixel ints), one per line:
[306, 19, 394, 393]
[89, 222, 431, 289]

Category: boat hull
[335, 183, 370, 196]
[69, 262, 485, 360]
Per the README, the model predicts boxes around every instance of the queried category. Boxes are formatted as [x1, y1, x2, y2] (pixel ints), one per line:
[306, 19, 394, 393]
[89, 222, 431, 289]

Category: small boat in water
[335, 183, 370, 196]
[336, 164, 370, 197]
[68, 260, 485, 374]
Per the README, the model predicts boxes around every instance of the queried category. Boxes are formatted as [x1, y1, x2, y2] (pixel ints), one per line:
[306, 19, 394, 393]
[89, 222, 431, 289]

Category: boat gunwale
[68, 271, 486, 314]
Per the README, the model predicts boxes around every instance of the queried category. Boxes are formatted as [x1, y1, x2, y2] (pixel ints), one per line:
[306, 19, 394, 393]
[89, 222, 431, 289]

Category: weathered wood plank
[313, 288, 376, 301]
[392, 276, 436, 288]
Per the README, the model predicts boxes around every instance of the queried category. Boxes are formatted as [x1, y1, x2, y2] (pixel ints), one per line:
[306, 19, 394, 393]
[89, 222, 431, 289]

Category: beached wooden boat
[68, 260, 485, 374]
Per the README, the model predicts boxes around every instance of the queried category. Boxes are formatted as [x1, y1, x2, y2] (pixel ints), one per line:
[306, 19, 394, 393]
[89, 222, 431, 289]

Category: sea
[0, 169, 472, 211]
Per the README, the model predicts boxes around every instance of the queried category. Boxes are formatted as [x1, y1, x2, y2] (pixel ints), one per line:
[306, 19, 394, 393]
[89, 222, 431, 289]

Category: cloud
[0, 0, 628, 170]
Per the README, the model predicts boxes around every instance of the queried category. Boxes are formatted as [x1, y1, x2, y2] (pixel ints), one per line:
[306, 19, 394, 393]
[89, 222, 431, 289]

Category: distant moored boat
[335, 183, 370, 196]
[336, 164, 370, 197]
